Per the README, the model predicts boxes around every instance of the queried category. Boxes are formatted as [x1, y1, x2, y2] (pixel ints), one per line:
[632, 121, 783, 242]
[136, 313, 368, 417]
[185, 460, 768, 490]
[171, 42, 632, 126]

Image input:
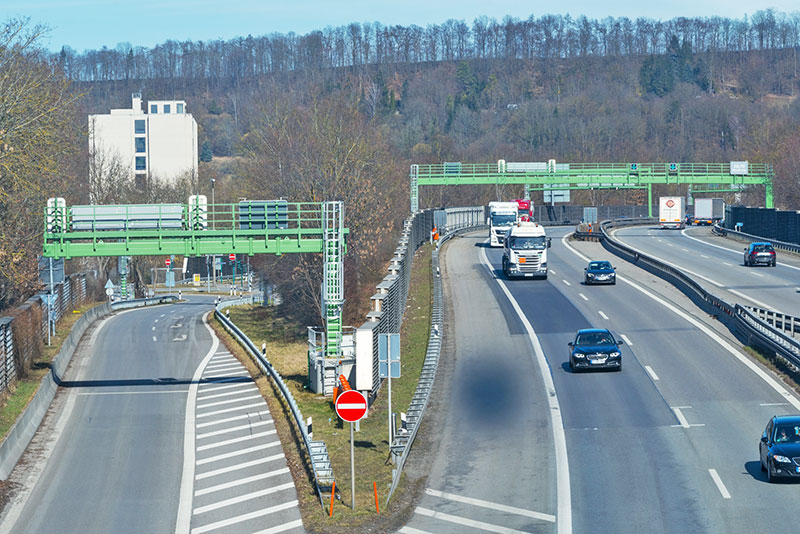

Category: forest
[2, 11, 800, 326]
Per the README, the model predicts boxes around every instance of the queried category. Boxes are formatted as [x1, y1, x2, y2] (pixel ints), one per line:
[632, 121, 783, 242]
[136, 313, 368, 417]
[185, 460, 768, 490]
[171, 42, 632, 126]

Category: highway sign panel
[335, 390, 367, 422]
[378, 333, 401, 379]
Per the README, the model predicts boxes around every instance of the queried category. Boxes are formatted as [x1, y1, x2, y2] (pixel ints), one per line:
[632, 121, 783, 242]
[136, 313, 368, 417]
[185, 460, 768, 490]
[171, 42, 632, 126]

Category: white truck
[501, 221, 551, 279]
[659, 196, 685, 229]
[691, 198, 725, 226]
[488, 201, 519, 247]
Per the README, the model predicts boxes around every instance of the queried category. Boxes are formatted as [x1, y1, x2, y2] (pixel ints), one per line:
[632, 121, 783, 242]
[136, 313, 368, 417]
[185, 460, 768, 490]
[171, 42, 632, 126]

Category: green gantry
[43, 199, 348, 356]
[410, 160, 774, 216]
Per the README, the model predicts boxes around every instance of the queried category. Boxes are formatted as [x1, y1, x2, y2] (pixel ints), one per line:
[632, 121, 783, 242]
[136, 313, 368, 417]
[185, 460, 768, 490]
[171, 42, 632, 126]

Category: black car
[760, 415, 800, 482]
[584, 260, 616, 285]
[744, 242, 776, 267]
[568, 328, 623, 372]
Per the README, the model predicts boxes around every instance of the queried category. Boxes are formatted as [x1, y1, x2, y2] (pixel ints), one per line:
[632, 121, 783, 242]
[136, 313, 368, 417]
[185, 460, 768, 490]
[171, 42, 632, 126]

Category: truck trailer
[659, 196, 685, 229]
[488, 201, 519, 247]
[692, 198, 724, 225]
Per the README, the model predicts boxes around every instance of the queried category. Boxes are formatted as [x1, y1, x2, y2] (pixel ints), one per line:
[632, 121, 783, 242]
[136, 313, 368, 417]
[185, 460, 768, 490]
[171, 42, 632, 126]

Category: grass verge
[743, 345, 800, 397]
[210, 242, 434, 532]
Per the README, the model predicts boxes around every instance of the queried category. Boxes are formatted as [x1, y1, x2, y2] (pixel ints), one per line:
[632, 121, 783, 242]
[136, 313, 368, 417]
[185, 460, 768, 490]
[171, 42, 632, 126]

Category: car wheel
[611, 280, 616, 285]
[766, 462, 774, 483]
[617, 362, 622, 372]
[502, 259, 509, 278]
[772, 260, 777, 267]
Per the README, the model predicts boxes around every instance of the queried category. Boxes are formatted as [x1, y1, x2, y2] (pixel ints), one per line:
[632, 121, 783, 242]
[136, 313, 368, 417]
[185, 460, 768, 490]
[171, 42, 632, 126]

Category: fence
[724, 206, 800, 245]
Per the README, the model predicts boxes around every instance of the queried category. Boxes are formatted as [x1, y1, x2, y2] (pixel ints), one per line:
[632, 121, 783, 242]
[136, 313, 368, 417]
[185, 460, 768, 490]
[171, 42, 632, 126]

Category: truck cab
[488, 201, 519, 247]
[501, 221, 551, 279]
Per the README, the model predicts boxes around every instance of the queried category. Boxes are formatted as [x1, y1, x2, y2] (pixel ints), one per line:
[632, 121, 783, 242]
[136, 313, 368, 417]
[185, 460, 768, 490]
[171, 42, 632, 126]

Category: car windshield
[774, 425, 800, 443]
[589, 261, 612, 270]
[753, 244, 774, 253]
[491, 214, 516, 226]
[509, 236, 546, 250]
[576, 332, 615, 346]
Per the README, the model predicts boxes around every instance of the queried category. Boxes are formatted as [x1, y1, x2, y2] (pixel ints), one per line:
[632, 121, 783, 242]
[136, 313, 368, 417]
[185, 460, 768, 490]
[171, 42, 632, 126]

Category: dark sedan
[584, 260, 616, 285]
[568, 328, 623, 372]
[760, 415, 800, 482]
[744, 242, 776, 267]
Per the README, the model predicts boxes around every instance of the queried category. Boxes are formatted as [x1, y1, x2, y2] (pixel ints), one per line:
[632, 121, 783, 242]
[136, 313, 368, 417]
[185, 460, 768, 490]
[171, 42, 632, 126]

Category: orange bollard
[332, 386, 339, 402]
[374, 482, 380, 514]
[329, 480, 336, 517]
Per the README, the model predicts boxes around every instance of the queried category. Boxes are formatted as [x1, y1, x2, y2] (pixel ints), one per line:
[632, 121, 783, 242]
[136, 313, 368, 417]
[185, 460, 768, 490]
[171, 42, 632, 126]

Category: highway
[404, 228, 800, 534]
[613, 225, 800, 316]
[0, 297, 301, 534]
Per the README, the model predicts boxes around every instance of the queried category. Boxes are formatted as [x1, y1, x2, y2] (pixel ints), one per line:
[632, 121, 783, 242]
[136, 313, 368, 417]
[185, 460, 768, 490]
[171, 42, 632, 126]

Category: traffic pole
[350, 421, 356, 509]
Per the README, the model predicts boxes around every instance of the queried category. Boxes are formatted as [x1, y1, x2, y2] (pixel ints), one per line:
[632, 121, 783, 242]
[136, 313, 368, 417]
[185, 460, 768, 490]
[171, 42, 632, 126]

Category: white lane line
[481, 246, 572, 534]
[190, 500, 298, 534]
[415, 507, 529, 534]
[645, 366, 660, 381]
[579, 293, 588, 301]
[563, 234, 800, 412]
[160, 313, 165, 317]
[196, 412, 271, 429]
[197, 387, 259, 401]
[197, 444, 279, 465]
[202, 370, 249, 379]
[197, 394, 263, 409]
[153, 336, 157, 342]
[171, 323, 183, 328]
[667, 243, 674, 247]
[198, 382, 253, 395]
[197, 402, 266, 418]
[197, 432, 279, 452]
[760, 402, 790, 406]
[681, 229, 800, 272]
[749, 271, 764, 277]
[77, 390, 188, 396]
[197, 420, 273, 439]
[193, 482, 296, 515]
[708, 469, 732, 499]
[598, 311, 609, 320]
[620, 334, 633, 346]
[681, 248, 689, 252]
[550, 269, 557, 274]
[152, 326, 156, 331]
[701, 254, 710, 258]
[399, 528, 435, 534]
[728, 289, 775, 311]
[195, 467, 290, 496]
[196, 454, 285, 480]
[174, 312, 219, 534]
[251, 519, 305, 534]
[672, 407, 691, 429]
[203, 362, 242, 371]
[723, 262, 732, 266]
[425, 488, 555, 522]
[562, 279, 571, 286]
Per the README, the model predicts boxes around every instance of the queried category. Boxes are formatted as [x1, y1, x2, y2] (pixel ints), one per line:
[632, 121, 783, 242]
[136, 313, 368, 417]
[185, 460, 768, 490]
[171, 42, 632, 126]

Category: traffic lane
[485, 245, 711, 534]
[551, 236, 800, 531]
[682, 226, 800, 270]
[9, 301, 213, 534]
[613, 225, 800, 316]
[403, 235, 557, 534]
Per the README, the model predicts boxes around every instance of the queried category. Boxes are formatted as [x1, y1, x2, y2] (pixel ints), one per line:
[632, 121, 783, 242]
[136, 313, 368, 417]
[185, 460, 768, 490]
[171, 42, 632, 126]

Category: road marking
[197, 394, 264, 409]
[204, 362, 243, 370]
[708, 469, 732, 499]
[701, 254, 710, 258]
[681, 248, 689, 252]
[425, 488, 555, 522]
[160, 313, 165, 317]
[681, 229, 800, 272]
[399, 528, 435, 534]
[550, 269, 557, 274]
[193, 482, 296, 515]
[152, 326, 156, 331]
[202, 370, 250, 379]
[196, 411, 271, 429]
[667, 243, 674, 247]
[195, 468, 290, 496]
[645, 366, 659, 381]
[197, 402, 267, 418]
[197, 386, 259, 401]
[251, 519, 305, 534]
[415, 507, 529, 534]
[196, 454, 285, 480]
[620, 334, 632, 346]
[728, 289, 774, 311]
[598, 311, 609, 320]
[173, 334, 187, 342]
[197, 420, 273, 439]
[153, 336, 157, 342]
[672, 407, 691, 428]
[749, 271, 764, 277]
[197, 444, 279, 465]
[77, 390, 188, 396]
[154, 319, 159, 323]
[723, 262, 732, 266]
[563, 234, 800, 412]
[562, 279, 571, 286]
[481, 246, 572, 534]
[197, 432, 279, 452]
[171, 323, 183, 328]
[197, 383, 255, 396]
[190, 500, 298, 534]
[579, 293, 588, 301]
[760, 402, 790, 406]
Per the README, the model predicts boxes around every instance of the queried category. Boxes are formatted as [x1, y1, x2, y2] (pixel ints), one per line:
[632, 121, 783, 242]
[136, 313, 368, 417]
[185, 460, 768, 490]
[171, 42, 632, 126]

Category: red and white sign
[335, 390, 367, 422]
[665, 199, 675, 208]
[165, 258, 171, 267]
[229, 253, 236, 261]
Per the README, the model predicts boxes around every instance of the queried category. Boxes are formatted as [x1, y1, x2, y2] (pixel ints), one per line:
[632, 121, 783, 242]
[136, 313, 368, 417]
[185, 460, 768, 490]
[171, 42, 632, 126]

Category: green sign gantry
[410, 160, 774, 216]
[43, 199, 348, 356]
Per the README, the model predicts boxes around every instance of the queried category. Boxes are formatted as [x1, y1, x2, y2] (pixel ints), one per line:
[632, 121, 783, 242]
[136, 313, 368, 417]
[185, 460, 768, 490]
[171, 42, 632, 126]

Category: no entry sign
[335, 390, 367, 422]
[165, 258, 171, 267]
[229, 253, 235, 261]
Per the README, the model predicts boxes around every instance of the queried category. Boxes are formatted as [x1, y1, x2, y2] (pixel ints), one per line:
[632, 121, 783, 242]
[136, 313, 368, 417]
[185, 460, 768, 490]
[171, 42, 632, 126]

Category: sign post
[229, 253, 236, 289]
[335, 390, 367, 509]
[379, 333, 401, 447]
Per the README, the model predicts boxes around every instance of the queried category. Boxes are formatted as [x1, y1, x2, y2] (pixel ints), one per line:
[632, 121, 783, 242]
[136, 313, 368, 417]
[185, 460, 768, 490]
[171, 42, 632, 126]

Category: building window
[135, 156, 146, 170]
[176, 103, 184, 114]
[135, 137, 146, 153]
[150, 104, 157, 113]
[164, 104, 171, 114]
[134, 119, 145, 134]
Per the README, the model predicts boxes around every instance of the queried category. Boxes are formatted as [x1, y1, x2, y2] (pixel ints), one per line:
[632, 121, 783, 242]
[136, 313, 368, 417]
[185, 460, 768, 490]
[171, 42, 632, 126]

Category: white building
[89, 93, 198, 185]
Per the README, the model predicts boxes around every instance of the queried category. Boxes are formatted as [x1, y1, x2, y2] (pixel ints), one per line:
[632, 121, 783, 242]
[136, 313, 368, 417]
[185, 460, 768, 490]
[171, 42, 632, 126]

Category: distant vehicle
[488, 201, 518, 247]
[659, 196, 685, 229]
[568, 328, 623, 372]
[693, 198, 725, 226]
[514, 199, 533, 222]
[502, 221, 551, 279]
[759, 415, 800, 482]
[584, 261, 616, 285]
[744, 242, 776, 267]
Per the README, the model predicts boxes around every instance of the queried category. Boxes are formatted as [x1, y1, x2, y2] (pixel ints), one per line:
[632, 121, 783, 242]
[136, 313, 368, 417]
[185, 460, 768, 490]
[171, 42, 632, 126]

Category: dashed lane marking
[708, 469, 732, 499]
[598, 311, 609, 320]
[579, 293, 588, 301]
[620, 334, 632, 345]
[645, 366, 660, 381]
[562, 279, 571, 286]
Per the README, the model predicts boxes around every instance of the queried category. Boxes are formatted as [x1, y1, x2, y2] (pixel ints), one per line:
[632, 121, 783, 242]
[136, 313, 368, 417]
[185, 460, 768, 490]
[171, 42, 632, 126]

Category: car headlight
[610, 351, 621, 357]
[774, 455, 791, 463]
[573, 352, 586, 358]
[587, 273, 595, 278]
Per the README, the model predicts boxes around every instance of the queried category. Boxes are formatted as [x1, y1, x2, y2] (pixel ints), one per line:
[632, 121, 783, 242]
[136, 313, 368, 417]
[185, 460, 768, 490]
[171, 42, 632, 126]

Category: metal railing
[712, 224, 800, 255]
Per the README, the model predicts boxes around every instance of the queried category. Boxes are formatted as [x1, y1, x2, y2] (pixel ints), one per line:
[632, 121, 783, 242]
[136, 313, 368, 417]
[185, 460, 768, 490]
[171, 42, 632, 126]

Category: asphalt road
[613, 225, 800, 316]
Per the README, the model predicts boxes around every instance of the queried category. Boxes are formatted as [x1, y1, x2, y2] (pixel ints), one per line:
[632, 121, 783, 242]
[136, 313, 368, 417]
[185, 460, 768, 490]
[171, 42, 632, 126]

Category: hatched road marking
[415, 507, 531, 534]
[425, 488, 556, 522]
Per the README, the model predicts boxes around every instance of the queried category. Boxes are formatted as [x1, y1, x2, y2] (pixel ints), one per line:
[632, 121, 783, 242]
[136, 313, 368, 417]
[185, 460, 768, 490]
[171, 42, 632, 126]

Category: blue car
[760, 415, 800, 482]
[584, 260, 616, 285]
[568, 328, 624, 372]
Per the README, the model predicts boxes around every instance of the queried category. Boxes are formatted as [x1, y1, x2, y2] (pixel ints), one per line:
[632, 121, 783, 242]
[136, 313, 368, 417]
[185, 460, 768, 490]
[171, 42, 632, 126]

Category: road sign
[378, 333, 401, 379]
[165, 258, 171, 267]
[104, 279, 114, 290]
[335, 390, 367, 422]
[105, 287, 113, 296]
[229, 253, 235, 261]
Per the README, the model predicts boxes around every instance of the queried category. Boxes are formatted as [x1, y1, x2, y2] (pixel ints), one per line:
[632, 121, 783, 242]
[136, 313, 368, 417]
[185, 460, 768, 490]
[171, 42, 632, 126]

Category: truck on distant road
[488, 201, 519, 247]
[514, 199, 533, 221]
[501, 221, 551, 279]
[691, 198, 724, 226]
[659, 196, 685, 229]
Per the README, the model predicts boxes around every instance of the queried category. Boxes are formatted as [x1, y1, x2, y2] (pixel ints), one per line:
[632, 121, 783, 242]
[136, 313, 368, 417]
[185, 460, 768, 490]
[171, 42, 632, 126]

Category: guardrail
[213, 297, 334, 509]
[712, 224, 800, 255]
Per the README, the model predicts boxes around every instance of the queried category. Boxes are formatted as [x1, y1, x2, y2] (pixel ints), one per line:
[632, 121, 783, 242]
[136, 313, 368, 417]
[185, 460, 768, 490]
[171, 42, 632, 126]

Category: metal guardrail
[712, 224, 800, 255]
[213, 297, 334, 509]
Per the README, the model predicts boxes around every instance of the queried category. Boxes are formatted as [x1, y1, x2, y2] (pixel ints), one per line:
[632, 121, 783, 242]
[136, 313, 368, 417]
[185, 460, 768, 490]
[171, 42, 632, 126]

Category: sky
[1, 0, 799, 53]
